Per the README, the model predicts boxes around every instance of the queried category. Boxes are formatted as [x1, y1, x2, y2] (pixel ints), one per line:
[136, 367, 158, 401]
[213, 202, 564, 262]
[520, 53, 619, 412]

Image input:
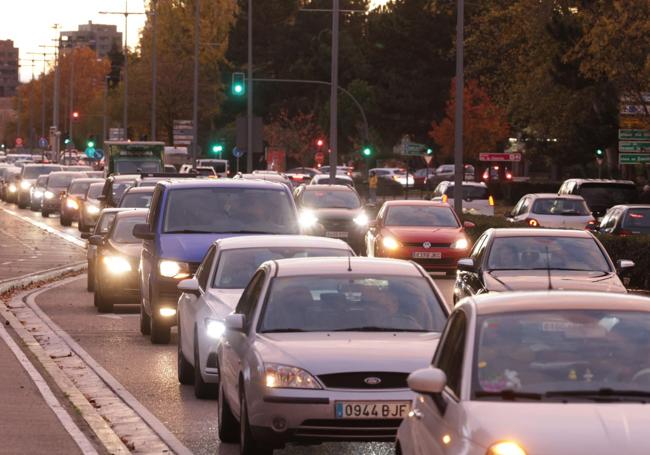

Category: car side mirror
[80, 232, 91, 239]
[616, 259, 635, 272]
[132, 223, 155, 240]
[585, 223, 599, 232]
[407, 368, 448, 415]
[225, 314, 245, 332]
[88, 235, 103, 246]
[178, 278, 200, 296]
[463, 221, 475, 229]
[457, 258, 475, 272]
[368, 219, 377, 228]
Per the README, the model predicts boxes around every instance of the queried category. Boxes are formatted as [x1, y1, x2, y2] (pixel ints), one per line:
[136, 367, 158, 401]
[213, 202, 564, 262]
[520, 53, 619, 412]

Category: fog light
[159, 308, 176, 317]
[86, 205, 100, 214]
[272, 416, 288, 432]
[66, 199, 79, 210]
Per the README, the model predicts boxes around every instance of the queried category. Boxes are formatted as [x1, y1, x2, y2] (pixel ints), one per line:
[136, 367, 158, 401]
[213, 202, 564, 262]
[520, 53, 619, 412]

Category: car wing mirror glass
[132, 223, 155, 240]
[88, 235, 103, 246]
[457, 258, 475, 272]
[617, 259, 635, 271]
[225, 314, 245, 332]
[463, 221, 475, 229]
[178, 278, 200, 296]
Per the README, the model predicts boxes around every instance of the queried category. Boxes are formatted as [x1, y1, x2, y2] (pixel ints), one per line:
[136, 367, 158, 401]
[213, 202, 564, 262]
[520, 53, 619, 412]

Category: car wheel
[139, 303, 151, 335]
[177, 320, 194, 385]
[194, 330, 217, 399]
[150, 313, 171, 344]
[60, 214, 71, 226]
[87, 265, 95, 292]
[18, 200, 27, 209]
[239, 391, 272, 455]
[95, 281, 113, 313]
[218, 381, 239, 443]
[30, 203, 38, 212]
[41, 209, 49, 218]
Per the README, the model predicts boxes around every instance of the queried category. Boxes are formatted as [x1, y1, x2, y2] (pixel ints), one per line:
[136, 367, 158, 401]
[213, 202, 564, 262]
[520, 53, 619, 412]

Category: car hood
[311, 207, 362, 220]
[464, 401, 650, 454]
[204, 289, 244, 317]
[382, 226, 464, 243]
[483, 270, 626, 293]
[255, 332, 440, 375]
[158, 234, 245, 263]
[107, 241, 142, 259]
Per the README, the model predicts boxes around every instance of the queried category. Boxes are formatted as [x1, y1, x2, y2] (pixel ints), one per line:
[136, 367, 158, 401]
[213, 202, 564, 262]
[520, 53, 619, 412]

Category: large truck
[104, 141, 165, 176]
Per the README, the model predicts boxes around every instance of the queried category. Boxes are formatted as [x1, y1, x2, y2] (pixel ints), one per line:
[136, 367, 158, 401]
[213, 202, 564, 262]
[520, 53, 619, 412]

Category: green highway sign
[619, 153, 650, 164]
[618, 129, 650, 140]
[619, 141, 650, 152]
[402, 142, 427, 156]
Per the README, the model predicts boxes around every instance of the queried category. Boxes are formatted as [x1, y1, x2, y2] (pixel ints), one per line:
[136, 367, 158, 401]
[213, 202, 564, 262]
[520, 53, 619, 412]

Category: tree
[429, 79, 509, 160]
[264, 109, 325, 167]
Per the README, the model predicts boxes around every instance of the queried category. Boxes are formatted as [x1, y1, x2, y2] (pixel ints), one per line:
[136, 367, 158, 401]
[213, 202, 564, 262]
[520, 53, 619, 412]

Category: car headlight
[102, 255, 132, 274]
[299, 210, 319, 228]
[86, 204, 100, 214]
[20, 181, 31, 190]
[8, 184, 17, 193]
[205, 319, 225, 340]
[265, 363, 322, 389]
[487, 441, 527, 455]
[451, 238, 469, 249]
[353, 212, 369, 226]
[33, 190, 44, 198]
[382, 236, 400, 250]
[66, 199, 79, 210]
[44, 190, 54, 199]
[159, 260, 191, 279]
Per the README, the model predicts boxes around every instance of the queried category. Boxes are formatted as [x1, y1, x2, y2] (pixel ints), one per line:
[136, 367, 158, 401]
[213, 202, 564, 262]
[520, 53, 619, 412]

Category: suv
[431, 181, 495, 216]
[133, 179, 300, 344]
[16, 164, 62, 208]
[558, 179, 638, 219]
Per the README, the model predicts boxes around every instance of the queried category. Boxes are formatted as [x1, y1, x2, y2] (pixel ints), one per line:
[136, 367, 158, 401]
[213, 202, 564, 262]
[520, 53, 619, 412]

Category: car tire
[218, 381, 239, 443]
[150, 314, 171, 344]
[239, 391, 272, 455]
[18, 200, 27, 209]
[60, 214, 71, 226]
[79, 218, 88, 232]
[139, 304, 151, 335]
[95, 282, 113, 313]
[41, 209, 49, 218]
[177, 320, 194, 385]
[30, 203, 39, 212]
[87, 265, 95, 292]
[194, 330, 217, 399]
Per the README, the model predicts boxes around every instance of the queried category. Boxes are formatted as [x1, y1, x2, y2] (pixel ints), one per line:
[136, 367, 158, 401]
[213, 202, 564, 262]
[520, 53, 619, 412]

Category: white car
[431, 181, 495, 216]
[370, 167, 415, 188]
[397, 291, 650, 455]
[176, 236, 354, 398]
[309, 173, 354, 187]
[508, 193, 596, 229]
[217, 257, 449, 454]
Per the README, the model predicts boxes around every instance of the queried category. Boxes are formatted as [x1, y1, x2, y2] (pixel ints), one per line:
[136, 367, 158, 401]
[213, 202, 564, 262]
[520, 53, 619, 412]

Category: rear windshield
[314, 177, 353, 186]
[119, 192, 153, 208]
[302, 189, 361, 209]
[36, 176, 48, 186]
[22, 166, 61, 179]
[96, 213, 117, 234]
[69, 181, 91, 196]
[531, 198, 590, 216]
[198, 161, 227, 173]
[47, 173, 80, 188]
[115, 160, 162, 174]
[163, 187, 298, 234]
[87, 183, 104, 199]
[444, 185, 488, 200]
[385, 205, 459, 227]
[622, 208, 650, 230]
[112, 217, 146, 243]
[579, 184, 638, 209]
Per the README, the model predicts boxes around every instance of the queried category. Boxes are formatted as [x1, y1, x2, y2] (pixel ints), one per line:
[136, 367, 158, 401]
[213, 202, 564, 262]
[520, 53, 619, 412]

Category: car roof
[562, 178, 636, 185]
[161, 178, 289, 190]
[463, 291, 650, 316]
[305, 184, 356, 192]
[273, 257, 421, 277]
[89, 182, 105, 187]
[524, 193, 585, 199]
[23, 163, 61, 168]
[48, 171, 84, 177]
[70, 178, 104, 184]
[214, 235, 352, 251]
[490, 228, 592, 238]
[382, 200, 452, 208]
[124, 186, 155, 194]
[114, 209, 148, 220]
[110, 174, 140, 181]
[441, 181, 487, 187]
[609, 204, 650, 210]
[99, 208, 132, 216]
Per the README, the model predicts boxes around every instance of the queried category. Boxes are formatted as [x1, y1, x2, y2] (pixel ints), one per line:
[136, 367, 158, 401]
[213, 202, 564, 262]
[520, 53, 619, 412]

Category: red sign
[266, 148, 286, 172]
[15, 137, 23, 147]
[314, 151, 325, 165]
[479, 152, 521, 162]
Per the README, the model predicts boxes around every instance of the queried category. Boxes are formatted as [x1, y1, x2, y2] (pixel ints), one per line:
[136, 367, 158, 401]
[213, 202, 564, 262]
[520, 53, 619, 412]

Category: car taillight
[482, 170, 489, 180]
[505, 172, 512, 180]
[442, 194, 448, 204]
[526, 218, 539, 227]
[618, 229, 633, 236]
[488, 195, 495, 206]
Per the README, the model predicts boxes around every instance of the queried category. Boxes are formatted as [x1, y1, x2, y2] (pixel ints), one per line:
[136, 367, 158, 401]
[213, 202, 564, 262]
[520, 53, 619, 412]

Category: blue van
[133, 179, 299, 343]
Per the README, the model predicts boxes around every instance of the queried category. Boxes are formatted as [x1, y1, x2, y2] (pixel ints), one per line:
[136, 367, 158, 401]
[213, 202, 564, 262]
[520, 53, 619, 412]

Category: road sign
[619, 153, 650, 164]
[15, 137, 23, 147]
[620, 116, 648, 129]
[109, 128, 126, 141]
[479, 152, 522, 162]
[38, 137, 48, 148]
[424, 155, 433, 165]
[618, 129, 650, 140]
[618, 141, 650, 153]
[401, 142, 427, 156]
[173, 120, 193, 146]
[232, 147, 245, 158]
[620, 105, 650, 116]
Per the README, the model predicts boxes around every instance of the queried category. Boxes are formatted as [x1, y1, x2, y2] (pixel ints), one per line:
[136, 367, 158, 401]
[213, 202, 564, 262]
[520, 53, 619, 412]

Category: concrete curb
[0, 262, 87, 295]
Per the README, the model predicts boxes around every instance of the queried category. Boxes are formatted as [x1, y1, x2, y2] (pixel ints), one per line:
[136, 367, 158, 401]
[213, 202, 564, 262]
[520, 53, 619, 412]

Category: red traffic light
[316, 139, 324, 147]
[72, 111, 79, 119]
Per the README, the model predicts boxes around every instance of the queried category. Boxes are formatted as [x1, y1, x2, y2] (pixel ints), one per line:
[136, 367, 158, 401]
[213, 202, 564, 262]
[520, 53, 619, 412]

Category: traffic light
[231, 72, 245, 96]
[87, 140, 95, 148]
[426, 148, 433, 155]
[64, 138, 71, 145]
[72, 111, 80, 122]
[361, 145, 373, 157]
[595, 148, 604, 158]
[211, 143, 224, 155]
[316, 138, 324, 148]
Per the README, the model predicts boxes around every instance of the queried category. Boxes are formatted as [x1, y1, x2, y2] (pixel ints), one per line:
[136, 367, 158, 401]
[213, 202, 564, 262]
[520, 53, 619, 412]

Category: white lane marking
[1, 207, 86, 248]
[26, 279, 193, 455]
[1, 261, 10, 266]
[98, 314, 122, 320]
[0, 323, 98, 455]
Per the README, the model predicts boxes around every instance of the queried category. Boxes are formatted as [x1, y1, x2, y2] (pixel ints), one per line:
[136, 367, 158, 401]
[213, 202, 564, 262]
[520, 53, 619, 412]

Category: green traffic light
[426, 148, 433, 155]
[64, 138, 71, 145]
[596, 148, 604, 157]
[212, 144, 224, 154]
[234, 85, 243, 94]
[87, 141, 95, 148]
[362, 147, 372, 157]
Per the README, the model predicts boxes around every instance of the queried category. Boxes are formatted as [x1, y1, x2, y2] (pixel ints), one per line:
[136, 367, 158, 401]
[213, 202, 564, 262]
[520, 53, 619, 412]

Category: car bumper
[307, 224, 366, 251]
[61, 205, 80, 221]
[42, 197, 61, 212]
[380, 247, 468, 272]
[97, 265, 140, 301]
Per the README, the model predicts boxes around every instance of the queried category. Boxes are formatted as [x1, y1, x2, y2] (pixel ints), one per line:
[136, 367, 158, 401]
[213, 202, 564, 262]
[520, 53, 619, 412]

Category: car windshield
[622, 208, 650, 231]
[22, 166, 61, 179]
[531, 198, 591, 216]
[87, 183, 104, 199]
[385, 205, 459, 227]
[444, 185, 488, 200]
[68, 181, 91, 196]
[115, 160, 162, 174]
[302, 190, 361, 209]
[36, 176, 48, 187]
[47, 173, 80, 188]
[138, 180, 159, 187]
[472, 310, 650, 399]
[119, 192, 152, 208]
[111, 216, 146, 243]
[112, 181, 136, 202]
[579, 184, 638, 209]
[96, 213, 117, 234]
[487, 237, 610, 272]
[163, 187, 298, 234]
[212, 247, 350, 289]
[259, 275, 446, 333]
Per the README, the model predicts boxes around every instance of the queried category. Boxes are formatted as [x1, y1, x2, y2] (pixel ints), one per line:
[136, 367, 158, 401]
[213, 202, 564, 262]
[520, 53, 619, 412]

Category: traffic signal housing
[595, 148, 604, 159]
[211, 143, 224, 155]
[361, 145, 373, 157]
[231, 72, 245, 96]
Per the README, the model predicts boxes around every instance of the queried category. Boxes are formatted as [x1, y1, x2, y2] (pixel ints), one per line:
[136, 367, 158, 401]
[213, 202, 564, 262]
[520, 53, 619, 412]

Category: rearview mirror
[224, 314, 245, 332]
[178, 278, 200, 296]
[617, 259, 635, 271]
[407, 367, 447, 395]
[457, 258, 475, 272]
[132, 223, 155, 240]
[462, 221, 475, 229]
[88, 235, 103, 246]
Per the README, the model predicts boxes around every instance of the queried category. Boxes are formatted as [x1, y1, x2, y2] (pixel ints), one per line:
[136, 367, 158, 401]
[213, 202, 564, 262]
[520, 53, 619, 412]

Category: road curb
[0, 262, 87, 295]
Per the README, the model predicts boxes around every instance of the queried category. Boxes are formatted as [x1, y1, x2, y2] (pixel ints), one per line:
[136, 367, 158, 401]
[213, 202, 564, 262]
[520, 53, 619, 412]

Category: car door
[457, 233, 488, 298]
[366, 204, 386, 255]
[141, 186, 163, 309]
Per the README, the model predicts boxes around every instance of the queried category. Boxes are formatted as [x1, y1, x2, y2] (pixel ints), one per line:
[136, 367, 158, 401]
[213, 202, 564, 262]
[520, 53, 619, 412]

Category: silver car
[217, 257, 449, 454]
[176, 235, 354, 398]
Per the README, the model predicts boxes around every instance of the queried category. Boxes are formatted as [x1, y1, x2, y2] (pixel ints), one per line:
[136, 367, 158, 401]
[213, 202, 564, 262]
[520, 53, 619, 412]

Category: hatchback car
[431, 181, 494, 216]
[366, 200, 473, 274]
[217, 257, 448, 454]
[507, 193, 595, 229]
[118, 186, 154, 208]
[558, 179, 638, 219]
[453, 228, 633, 302]
[60, 178, 104, 226]
[176, 235, 353, 398]
[78, 182, 106, 232]
[397, 291, 650, 455]
[596, 205, 650, 236]
[42, 171, 88, 217]
[16, 164, 63, 208]
[29, 175, 50, 211]
[309, 174, 355, 187]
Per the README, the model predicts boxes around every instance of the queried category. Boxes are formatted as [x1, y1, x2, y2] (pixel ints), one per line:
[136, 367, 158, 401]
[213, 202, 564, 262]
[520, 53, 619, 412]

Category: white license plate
[335, 401, 410, 419]
[412, 252, 442, 259]
[326, 231, 349, 238]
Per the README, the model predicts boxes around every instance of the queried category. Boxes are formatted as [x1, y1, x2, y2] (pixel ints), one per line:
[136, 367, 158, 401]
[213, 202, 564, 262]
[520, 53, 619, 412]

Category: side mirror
[224, 314, 245, 332]
[178, 278, 200, 296]
[462, 221, 475, 229]
[457, 258, 475, 272]
[368, 219, 377, 228]
[80, 232, 91, 239]
[585, 223, 599, 232]
[616, 259, 635, 271]
[132, 223, 155, 240]
[407, 368, 447, 395]
[88, 235, 103, 246]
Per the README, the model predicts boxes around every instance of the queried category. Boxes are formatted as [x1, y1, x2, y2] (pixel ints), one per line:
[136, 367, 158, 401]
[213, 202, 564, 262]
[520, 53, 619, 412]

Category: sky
[4, 0, 389, 82]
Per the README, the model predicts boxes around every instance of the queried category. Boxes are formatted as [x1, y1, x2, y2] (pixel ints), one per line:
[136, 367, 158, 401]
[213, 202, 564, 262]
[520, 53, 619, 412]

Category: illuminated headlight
[159, 308, 177, 317]
[66, 199, 79, 210]
[382, 236, 400, 250]
[86, 204, 100, 214]
[353, 212, 369, 226]
[44, 190, 54, 199]
[33, 190, 44, 198]
[265, 363, 321, 389]
[102, 255, 132, 274]
[487, 441, 527, 455]
[158, 260, 190, 279]
[205, 319, 225, 340]
[20, 180, 31, 190]
[299, 210, 319, 228]
[451, 238, 469, 250]
[8, 184, 17, 193]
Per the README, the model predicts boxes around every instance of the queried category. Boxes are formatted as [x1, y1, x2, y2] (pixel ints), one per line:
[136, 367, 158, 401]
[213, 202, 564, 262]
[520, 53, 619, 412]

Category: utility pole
[103, 75, 109, 142]
[151, 0, 158, 140]
[329, 0, 340, 182]
[52, 24, 62, 162]
[453, 0, 465, 215]
[192, 0, 200, 166]
[68, 57, 75, 143]
[246, 0, 254, 172]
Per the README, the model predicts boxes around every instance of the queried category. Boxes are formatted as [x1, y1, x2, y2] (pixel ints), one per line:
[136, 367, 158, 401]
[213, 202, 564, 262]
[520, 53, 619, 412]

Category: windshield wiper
[474, 389, 543, 401]
[261, 328, 308, 333]
[219, 230, 275, 234]
[545, 388, 650, 402]
[164, 229, 217, 234]
[330, 326, 427, 332]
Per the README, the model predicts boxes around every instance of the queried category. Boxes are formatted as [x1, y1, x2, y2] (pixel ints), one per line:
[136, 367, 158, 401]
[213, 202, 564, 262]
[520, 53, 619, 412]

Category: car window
[470, 234, 488, 262]
[111, 181, 136, 205]
[115, 160, 162, 174]
[235, 270, 267, 330]
[111, 216, 146, 243]
[148, 186, 163, 229]
[86, 183, 104, 199]
[47, 173, 79, 188]
[94, 213, 117, 235]
[301, 189, 360, 209]
[22, 166, 61, 179]
[433, 310, 467, 398]
[384, 206, 459, 227]
[68, 181, 91, 196]
[196, 247, 216, 291]
[444, 185, 488, 200]
[532, 198, 591, 216]
[36, 176, 48, 187]
[579, 183, 637, 209]
[119, 192, 153, 208]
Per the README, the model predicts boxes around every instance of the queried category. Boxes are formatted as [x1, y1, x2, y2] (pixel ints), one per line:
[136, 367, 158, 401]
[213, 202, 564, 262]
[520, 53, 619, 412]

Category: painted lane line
[0, 262, 86, 295]
[0, 323, 98, 455]
[1, 207, 86, 248]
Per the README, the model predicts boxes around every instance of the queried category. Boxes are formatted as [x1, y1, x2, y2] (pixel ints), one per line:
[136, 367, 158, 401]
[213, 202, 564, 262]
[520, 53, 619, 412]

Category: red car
[365, 200, 474, 274]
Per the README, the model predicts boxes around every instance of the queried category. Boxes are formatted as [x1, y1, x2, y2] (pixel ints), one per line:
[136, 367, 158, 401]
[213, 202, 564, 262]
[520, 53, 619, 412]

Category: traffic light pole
[329, 0, 340, 182]
[246, 0, 254, 172]
[453, 0, 464, 216]
[192, 0, 200, 167]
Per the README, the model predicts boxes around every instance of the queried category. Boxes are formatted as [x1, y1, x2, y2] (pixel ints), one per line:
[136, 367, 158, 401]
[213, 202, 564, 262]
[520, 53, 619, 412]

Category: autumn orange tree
[429, 79, 509, 160]
[264, 109, 325, 167]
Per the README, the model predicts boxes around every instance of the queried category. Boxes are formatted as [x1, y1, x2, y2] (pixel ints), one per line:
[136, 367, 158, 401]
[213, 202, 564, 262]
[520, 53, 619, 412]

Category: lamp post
[151, 0, 158, 140]
[192, 0, 200, 166]
[329, 0, 340, 182]
[246, 0, 253, 172]
[453, 0, 465, 215]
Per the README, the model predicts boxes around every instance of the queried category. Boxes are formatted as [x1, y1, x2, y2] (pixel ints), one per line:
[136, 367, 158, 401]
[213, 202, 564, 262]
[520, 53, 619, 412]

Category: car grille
[320, 219, 353, 230]
[294, 419, 400, 441]
[318, 372, 408, 389]
[403, 241, 451, 248]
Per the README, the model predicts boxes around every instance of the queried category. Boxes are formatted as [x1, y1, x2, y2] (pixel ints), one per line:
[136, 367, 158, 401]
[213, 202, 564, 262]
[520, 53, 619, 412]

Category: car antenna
[545, 246, 552, 290]
[347, 252, 352, 272]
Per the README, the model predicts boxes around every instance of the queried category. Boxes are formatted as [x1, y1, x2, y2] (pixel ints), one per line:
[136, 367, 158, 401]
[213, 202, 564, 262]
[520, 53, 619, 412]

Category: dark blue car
[133, 178, 300, 343]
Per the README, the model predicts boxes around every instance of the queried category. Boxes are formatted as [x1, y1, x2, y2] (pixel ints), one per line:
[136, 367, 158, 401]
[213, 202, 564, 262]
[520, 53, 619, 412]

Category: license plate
[412, 252, 442, 259]
[326, 231, 348, 238]
[335, 401, 410, 419]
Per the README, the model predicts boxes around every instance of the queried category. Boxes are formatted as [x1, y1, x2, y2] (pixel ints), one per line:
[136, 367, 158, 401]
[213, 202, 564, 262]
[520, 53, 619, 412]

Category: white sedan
[507, 193, 596, 229]
[397, 291, 650, 455]
[176, 235, 353, 398]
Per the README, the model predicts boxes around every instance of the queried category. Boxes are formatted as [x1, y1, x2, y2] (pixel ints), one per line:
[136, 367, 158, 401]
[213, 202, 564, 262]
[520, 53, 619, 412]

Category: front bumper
[380, 247, 468, 272]
[97, 260, 141, 301]
[61, 205, 80, 221]
[307, 223, 366, 252]
[42, 196, 62, 212]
